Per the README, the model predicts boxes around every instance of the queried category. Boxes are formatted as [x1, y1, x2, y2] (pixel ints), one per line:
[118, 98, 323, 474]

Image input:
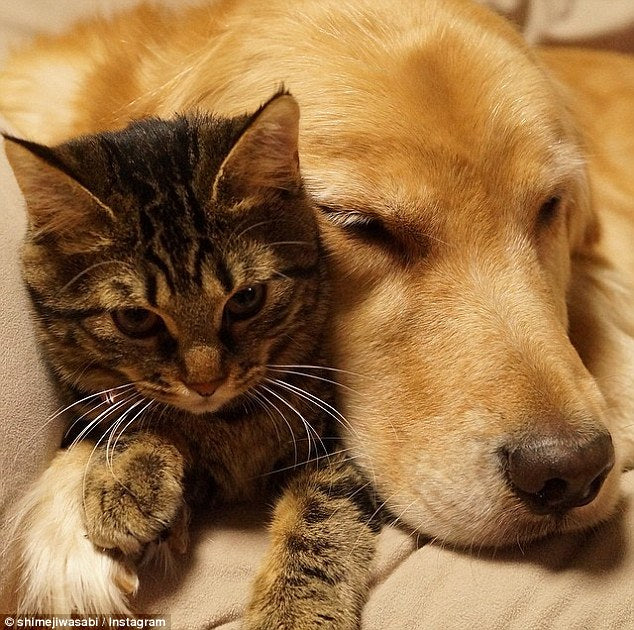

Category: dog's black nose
[503, 431, 614, 514]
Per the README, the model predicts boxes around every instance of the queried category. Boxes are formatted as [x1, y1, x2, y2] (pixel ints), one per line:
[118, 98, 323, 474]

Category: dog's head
[290, 0, 618, 545]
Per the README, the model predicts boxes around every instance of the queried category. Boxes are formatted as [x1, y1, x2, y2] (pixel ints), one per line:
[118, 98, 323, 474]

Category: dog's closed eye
[537, 195, 562, 227]
[320, 206, 390, 240]
[319, 206, 424, 264]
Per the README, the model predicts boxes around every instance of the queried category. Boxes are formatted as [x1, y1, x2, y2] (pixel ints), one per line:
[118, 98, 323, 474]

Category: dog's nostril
[503, 430, 614, 515]
[537, 477, 568, 505]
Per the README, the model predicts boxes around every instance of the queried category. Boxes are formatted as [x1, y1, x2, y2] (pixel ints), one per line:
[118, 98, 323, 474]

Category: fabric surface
[0, 117, 60, 612]
[484, 0, 634, 51]
[1, 1, 633, 627]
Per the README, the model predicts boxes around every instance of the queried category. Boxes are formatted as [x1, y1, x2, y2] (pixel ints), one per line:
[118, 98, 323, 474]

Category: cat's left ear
[3, 135, 115, 250]
[212, 92, 301, 201]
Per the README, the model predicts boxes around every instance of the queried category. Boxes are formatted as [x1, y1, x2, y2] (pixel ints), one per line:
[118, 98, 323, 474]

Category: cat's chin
[169, 391, 244, 415]
[169, 399, 225, 415]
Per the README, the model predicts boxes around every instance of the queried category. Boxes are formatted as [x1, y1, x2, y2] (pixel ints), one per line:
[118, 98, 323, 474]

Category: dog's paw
[7, 444, 138, 615]
[83, 435, 186, 556]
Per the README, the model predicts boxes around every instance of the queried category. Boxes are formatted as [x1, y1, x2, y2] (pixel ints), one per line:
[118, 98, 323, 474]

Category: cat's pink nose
[186, 379, 223, 397]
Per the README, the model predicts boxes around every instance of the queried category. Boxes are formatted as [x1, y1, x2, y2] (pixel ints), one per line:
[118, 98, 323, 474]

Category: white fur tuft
[5, 444, 137, 615]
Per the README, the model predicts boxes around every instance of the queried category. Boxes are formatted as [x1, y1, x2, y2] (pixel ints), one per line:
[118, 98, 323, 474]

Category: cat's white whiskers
[260, 383, 316, 463]
[247, 390, 282, 444]
[64, 399, 111, 441]
[268, 369, 400, 446]
[292, 436, 345, 443]
[265, 376, 362, 442]
[63, 385, 137, 440]
[231, 219, 275, 244]
[80, 411, 133, 516]
[11, 384, 136, 465]
[105, 399, 147, 472]
[266, 367, 365, 395]
[260, 384, 329, 468]
[47, 383, 134, 433]
[273, 367, 401, 445]
[266, 241, 313, 247]
[59, 260, 133, 294]
[80, 396, 153, 512]
[242, 265, 292, 282]
[254, 386, 299, 467]
[268, 363, 376, 381]
[100, 400, 158, 505]
[102, 408, 137, 479]
[68, 404, 128, 466]
[270, 270, 291, 281]
[253, 447, 358, 479]
[108, 400, 156, 471]
[68, 394, 141, 451]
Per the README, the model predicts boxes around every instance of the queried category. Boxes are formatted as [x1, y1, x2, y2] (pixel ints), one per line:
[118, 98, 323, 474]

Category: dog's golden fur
[1, 0, 634, 613]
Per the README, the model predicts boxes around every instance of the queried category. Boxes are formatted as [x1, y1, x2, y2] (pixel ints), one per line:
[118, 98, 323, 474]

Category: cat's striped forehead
[55, 114, 304, 297]
[66, 114, 244, 217]
[62, 116, 239, 296]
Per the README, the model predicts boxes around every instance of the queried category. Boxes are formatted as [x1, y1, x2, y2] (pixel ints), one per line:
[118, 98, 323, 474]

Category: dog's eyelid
[318, 206, 379, 229]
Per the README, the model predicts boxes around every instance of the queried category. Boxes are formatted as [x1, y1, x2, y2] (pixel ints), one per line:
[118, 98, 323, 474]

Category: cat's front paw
[82, 435, 186, 556]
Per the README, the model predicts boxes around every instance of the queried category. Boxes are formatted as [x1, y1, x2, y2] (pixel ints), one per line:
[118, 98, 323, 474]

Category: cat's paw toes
[83, 439, 186, 555]
[165, 502, 190, 554]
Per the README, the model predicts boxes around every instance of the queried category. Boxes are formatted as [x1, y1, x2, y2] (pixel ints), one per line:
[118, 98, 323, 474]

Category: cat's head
[5, 93, 328, 414]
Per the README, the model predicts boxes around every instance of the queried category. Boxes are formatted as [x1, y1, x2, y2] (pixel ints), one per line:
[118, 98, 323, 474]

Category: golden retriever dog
[1, 0, 633, 614]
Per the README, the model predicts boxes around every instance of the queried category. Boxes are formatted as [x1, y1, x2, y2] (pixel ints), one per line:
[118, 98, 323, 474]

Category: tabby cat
[4, 92, 378, 628]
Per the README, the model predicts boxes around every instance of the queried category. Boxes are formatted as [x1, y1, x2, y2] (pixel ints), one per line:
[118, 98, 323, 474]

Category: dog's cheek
[536, 226, 572, 326]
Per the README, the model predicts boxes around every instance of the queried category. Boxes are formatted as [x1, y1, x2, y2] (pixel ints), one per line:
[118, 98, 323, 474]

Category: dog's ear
[3, 135, 115, 249]
[212, 92, 301, 201]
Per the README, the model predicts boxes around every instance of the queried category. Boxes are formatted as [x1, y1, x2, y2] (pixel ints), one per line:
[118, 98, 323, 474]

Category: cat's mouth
[122, 370, 265, 415]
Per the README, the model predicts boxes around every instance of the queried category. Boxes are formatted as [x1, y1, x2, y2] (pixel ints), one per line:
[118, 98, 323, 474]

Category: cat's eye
[537, 196, 561, 227]
[112, 308, 164, 338]
[224, 285, 267, 321]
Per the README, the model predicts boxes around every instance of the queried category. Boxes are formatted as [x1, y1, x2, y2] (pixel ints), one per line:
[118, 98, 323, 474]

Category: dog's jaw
[344, 419, 623, 547]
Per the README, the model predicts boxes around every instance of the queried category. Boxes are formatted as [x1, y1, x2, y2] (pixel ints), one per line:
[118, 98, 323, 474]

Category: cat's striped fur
[4, 93, 379, 627]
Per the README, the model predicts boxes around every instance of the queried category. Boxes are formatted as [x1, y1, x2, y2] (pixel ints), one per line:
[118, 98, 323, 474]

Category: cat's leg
[81, 431, 187, 557]
[243, 454, 380, 630]
[6, 443, 138, 614]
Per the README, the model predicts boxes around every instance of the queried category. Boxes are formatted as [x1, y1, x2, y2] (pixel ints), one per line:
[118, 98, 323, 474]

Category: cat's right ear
[3, 135, 115, 249]
[212, 93, 301, 202]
